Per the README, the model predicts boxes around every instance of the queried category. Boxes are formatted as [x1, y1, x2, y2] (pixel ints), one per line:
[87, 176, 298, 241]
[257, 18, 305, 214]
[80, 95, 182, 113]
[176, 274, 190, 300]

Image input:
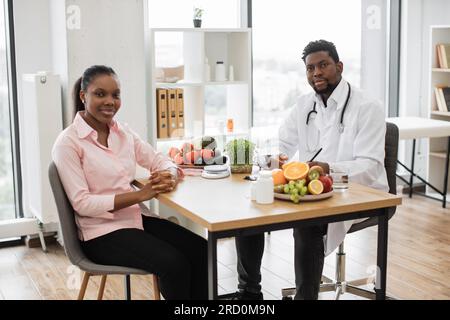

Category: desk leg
[409, 139, 416, 198]
[443, 137, 450, 208]
[376, 208, 389, 300]
[207, 232, 218, 300]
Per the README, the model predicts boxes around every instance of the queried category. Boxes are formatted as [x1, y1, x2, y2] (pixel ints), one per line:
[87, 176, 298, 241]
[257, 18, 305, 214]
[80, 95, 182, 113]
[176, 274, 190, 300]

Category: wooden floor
[1, 194, 449, 300]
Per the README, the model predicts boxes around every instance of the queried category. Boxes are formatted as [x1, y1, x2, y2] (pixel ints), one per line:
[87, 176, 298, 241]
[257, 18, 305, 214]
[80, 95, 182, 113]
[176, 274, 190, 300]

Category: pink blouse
[52, 112, 178, 241]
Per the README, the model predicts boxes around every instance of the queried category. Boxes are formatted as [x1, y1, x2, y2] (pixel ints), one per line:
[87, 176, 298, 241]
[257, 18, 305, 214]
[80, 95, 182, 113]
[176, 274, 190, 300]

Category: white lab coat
[279, 79, 388, 256]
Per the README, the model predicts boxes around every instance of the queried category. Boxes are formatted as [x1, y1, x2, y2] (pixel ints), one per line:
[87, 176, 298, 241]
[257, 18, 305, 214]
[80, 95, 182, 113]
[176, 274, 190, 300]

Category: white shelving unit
[148, 28, 252, 153]
[146, 28, 252, 237]
[428, 26, 450, 194]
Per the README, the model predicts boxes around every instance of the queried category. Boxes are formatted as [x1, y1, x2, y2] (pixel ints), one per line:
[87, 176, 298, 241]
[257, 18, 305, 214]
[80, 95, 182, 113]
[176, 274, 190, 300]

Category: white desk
[387, 117, 450, 207]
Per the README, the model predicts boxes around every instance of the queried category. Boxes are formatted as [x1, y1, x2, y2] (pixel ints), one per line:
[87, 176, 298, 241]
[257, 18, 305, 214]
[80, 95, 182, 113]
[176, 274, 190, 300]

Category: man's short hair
[301, 40, 340, 63]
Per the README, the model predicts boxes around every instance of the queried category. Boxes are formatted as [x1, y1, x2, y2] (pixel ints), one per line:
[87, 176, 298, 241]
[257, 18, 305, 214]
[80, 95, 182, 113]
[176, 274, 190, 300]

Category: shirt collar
[314, 79, 349, 111]
[73, 111, 121, 139]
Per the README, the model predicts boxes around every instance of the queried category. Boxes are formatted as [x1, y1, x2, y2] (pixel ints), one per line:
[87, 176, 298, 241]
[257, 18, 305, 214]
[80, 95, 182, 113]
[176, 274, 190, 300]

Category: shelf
[156, 81, 248, 88]
[431, 111, 450, 117]
[156, 82, 203, 88]
[151, 28, 251, 33]
[204, 129, 249, 137]
[429, 151, 447, 159]
[205, 81, 248, 86]
[157, 136, 194, 143]
[432, 68, 450, 73]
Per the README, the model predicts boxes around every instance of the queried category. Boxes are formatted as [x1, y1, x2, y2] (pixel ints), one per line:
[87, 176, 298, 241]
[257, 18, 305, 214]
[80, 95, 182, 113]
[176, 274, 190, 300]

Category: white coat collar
[313, 79, 349, 111]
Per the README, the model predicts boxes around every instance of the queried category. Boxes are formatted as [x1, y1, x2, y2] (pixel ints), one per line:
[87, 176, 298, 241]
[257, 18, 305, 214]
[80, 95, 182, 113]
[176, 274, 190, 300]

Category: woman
[52, 65, 207, 300]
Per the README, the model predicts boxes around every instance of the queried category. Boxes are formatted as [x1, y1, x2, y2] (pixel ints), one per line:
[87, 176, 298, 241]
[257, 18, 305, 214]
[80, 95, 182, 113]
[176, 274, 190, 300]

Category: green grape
[290, 188, 299, 196]
[303, 186, 309, 195]
[284, 185, 290, 194]
[289, 180, 296, 186]
[295, 181, 304, 189]
[290, 194, 300, 204]
[300, 186, 308, 196]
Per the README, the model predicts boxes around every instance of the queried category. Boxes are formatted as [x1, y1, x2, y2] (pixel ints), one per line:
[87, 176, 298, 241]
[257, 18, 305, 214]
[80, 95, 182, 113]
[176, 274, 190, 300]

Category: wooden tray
[274, 190, 334, 202]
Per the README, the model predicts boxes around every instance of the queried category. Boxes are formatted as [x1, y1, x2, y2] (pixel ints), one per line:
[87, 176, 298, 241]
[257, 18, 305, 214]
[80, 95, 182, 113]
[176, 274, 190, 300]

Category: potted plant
[193, 7, 203, 28]
[225, 138, 255, 173]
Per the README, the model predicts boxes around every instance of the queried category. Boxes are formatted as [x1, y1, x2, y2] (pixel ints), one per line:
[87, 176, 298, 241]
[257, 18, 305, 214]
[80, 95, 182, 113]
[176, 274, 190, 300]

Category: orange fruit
[281, 161, 296, 170]
[308, 179, 324, 195]
[272, 169, 287, 186]
[283, 162, 309, 181]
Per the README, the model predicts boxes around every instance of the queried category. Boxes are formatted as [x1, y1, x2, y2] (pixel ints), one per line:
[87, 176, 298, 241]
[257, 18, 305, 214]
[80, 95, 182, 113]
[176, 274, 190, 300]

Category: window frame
[3, 0, 23, 219]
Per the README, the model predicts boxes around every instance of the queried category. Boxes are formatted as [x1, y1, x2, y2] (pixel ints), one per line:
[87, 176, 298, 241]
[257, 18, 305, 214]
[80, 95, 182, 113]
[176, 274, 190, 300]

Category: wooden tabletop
[387, 116, 450, 139]
[134, 174, 402, 232]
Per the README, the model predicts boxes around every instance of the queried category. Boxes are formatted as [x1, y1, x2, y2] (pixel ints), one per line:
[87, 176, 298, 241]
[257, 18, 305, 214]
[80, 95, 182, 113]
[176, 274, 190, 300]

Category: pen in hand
[308, 148, 323, 162]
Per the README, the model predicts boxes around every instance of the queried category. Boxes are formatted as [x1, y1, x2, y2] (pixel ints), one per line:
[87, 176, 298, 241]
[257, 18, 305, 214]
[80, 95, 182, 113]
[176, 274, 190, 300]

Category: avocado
[201, 136, 217, 150]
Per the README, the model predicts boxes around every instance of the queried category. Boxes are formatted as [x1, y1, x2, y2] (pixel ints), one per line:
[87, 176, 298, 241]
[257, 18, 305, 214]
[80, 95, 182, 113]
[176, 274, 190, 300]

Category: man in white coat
[234, 40, 388, 300]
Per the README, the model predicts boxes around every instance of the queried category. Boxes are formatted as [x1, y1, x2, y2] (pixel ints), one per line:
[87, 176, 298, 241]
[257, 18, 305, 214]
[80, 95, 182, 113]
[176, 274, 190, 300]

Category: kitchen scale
[201, 165, 230, 179]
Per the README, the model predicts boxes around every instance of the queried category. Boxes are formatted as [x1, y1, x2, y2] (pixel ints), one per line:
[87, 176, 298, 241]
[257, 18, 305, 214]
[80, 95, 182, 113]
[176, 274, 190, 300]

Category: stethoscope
[305, 83, 352, 152]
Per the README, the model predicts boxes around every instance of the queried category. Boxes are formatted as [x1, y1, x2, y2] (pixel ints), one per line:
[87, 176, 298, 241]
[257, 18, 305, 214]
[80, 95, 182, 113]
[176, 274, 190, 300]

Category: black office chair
[281, 122, 399, 300]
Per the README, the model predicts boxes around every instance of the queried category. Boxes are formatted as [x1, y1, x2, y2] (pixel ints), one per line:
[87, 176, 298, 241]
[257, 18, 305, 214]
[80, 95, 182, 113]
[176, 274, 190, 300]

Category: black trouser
[235, 224, 327, 300]
[81, 216, 207, 300]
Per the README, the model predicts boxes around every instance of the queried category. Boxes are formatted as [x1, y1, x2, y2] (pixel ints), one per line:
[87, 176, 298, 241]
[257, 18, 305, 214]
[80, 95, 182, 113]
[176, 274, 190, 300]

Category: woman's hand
[148, 169, 178, 193]
[139, 180, 160, 201]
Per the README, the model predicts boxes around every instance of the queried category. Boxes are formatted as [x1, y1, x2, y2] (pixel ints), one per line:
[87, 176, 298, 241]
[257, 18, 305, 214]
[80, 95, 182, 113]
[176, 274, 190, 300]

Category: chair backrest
[384, 122, 399, 197]
[48, 161, 86, 266]
[348, 122, 399, 233]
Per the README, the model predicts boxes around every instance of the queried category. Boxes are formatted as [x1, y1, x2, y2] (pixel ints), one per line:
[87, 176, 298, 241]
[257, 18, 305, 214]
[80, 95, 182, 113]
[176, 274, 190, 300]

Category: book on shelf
[437, 43, 450, 69]
[435, 86, 450, 112]
[442, 87, 450, 112]
[156, 89, 168, 138]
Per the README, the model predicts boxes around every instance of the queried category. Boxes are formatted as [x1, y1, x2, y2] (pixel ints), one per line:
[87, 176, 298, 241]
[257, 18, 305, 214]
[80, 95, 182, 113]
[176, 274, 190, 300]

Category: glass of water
[330, 169, 349, 190]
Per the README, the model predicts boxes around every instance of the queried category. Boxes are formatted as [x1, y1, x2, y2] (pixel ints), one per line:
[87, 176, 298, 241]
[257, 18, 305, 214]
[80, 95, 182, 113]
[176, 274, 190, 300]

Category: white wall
[399, 0, 450, 180]
[361, 0, 388, 104]
[14, 0, 149, 219]
[63, 0, 148, 142]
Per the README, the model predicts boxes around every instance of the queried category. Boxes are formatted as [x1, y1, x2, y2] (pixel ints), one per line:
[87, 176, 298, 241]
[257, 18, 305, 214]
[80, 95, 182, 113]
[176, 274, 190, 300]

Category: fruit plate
[274, 190, 334, 202]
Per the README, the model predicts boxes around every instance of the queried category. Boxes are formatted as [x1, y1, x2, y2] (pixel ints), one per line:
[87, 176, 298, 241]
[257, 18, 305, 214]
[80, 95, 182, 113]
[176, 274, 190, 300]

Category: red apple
[319, 175, 333, 193]
[201, 149, 215, 164]
[174, 153, 184, 165]
[181, 142, 194, 155]
[184, 151, 194, 164]
[168, 147, 180, 159]
[193, 150, 203, 165]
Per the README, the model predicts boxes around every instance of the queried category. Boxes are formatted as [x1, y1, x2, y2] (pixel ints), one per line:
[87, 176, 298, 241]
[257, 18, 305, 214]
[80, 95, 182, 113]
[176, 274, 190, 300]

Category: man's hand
[278, 153, 289, 169]
[149, 170, 178, 193]
[307, 161, 330, 174]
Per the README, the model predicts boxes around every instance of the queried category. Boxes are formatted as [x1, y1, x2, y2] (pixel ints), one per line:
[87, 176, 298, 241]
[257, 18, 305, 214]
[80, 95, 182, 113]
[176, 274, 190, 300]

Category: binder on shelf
[175, 88, 185, 137]
[167, 89, 178, 137]
[156, 89, 169, 138]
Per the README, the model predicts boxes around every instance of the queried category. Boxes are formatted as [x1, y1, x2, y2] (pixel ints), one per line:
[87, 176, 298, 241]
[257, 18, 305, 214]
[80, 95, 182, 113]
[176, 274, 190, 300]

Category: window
[251, 0, 390, 130]
[0, 0, 16, 220]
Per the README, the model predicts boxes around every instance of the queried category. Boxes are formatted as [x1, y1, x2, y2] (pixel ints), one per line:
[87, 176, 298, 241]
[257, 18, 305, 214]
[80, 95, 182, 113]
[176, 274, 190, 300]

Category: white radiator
[21, 72, 62, 224]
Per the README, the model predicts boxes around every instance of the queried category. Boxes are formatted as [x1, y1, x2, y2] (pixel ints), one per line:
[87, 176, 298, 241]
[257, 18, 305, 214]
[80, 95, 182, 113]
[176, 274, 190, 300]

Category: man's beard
[313, 81, 339, 95]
